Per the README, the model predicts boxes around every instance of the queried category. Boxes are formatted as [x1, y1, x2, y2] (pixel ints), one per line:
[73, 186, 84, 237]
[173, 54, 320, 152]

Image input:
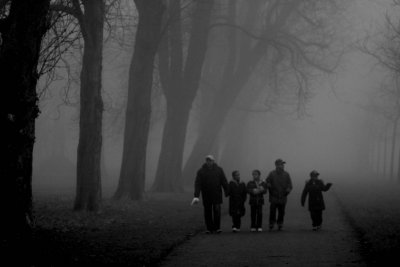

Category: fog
[32, 0, 397, 196]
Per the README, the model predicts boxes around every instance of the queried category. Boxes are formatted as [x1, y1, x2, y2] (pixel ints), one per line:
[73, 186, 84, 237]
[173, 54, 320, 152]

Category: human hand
[191, 197, 200, 205]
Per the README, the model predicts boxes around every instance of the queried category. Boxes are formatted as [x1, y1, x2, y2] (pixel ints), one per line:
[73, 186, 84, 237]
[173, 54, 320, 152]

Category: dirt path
[159, 189, 365, 267]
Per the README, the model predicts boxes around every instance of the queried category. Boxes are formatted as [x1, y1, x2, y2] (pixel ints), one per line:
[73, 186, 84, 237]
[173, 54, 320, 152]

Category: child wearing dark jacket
[301, 170, 332, 231]
[228, 170, 247, 232]
[247, 170, 267, 232]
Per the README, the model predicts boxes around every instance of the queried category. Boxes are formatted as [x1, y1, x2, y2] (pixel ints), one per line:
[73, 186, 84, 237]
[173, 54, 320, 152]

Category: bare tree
[114, 0, 165, 200]
[0, 0, 50, 246]
[51, 0, 107, 211]
[359, 1, 400, 181]
[183, 0, 345, 180]
[150, 0, 215, 192]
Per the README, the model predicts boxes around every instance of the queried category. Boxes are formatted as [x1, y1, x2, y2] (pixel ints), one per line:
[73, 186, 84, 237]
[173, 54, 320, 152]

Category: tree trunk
[182, 44, 266, 181]
[389, 119, 398, 180]
[182, 0, 263, 182]
[376, 139, 381, 175]
[397, 136, 400, 182]
[152, 101, 191, 192]
[383, 128, 388, 179]
[114, 0, 164, 200]
[74, 0, 105, 211]
[0, 0, 50, 249]
[151, 0, 214, 192]
[182, 1, 304, 182]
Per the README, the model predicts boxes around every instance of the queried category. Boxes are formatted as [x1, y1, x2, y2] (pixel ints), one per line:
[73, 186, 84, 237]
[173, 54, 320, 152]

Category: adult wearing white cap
[191, 155, 228, 234]
[265, 158, 293, 231]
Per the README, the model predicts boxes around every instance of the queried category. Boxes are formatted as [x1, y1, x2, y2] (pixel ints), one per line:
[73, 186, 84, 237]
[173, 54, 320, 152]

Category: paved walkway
[160, 188, 365, 267]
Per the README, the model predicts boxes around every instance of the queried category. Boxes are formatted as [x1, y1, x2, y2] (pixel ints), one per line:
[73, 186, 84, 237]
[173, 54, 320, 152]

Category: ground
[160, 186, 364, 267]
[8, 177, 400, 266]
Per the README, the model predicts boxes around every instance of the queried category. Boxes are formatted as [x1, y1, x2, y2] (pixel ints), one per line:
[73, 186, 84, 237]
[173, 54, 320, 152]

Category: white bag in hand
[191, 197, 200, 205]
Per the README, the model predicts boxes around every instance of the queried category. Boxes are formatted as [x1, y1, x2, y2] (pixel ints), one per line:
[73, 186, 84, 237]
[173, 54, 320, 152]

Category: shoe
[216, 229, 222, 234]
[278, 225, 283, 231]
[236, 228, 241, 232]
[257, 228, 263, 232]
[251, 228, 257, 232]
[316, 226, 321, 231]
[232, 227, 238, 233]
[204, 230, 211, 234]
[312, 226, 317, 231]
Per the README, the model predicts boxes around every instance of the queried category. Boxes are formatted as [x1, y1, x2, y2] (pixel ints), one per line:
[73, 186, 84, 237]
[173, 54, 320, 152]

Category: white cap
[205, 155, 215, 161]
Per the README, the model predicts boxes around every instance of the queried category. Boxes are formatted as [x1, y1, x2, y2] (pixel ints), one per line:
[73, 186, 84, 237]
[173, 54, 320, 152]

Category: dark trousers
[310, 210, 323, 227]
[269, 202, 286, 226]
[203, 203, 221, 231]
[232, 215, 242, 229]
[250, 205, 263, 228]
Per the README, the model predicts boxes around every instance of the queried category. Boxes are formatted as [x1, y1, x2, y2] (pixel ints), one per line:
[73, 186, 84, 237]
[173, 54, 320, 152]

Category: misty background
[31, 0, 396, 196]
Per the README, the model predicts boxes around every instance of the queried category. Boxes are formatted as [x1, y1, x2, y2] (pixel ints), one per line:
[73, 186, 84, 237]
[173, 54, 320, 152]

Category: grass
[333, 176, 400, 266]
[30, 191, 204, 267]
[21, 176, 400, 266]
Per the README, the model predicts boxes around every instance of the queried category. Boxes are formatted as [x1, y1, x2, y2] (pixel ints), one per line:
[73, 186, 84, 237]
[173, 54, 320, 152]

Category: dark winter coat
[228, 180, 247, 217]
[266, 170, 293, 204]
[194, 163, 228, 205]
[301, 178, 332, 211]
[246, 180, 267, 206]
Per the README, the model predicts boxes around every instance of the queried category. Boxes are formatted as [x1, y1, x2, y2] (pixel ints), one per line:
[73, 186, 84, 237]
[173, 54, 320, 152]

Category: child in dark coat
[228, 170, 247, 232]
[247, 170, 267, 232]
[301, 170, 332, 231]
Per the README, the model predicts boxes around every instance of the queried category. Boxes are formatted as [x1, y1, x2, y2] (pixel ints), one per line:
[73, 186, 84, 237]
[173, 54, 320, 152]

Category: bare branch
[0, 0, 9, 10]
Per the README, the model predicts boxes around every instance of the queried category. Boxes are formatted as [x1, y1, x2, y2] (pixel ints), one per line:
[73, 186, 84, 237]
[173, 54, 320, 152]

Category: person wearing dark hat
[265, 158, 293, 231]
[192, 155, 228, 234]
[301, 170, 332, 231]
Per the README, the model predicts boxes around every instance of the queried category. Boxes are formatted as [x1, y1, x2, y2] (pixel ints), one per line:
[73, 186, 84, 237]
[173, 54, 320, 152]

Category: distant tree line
[359, 0, 400, 182]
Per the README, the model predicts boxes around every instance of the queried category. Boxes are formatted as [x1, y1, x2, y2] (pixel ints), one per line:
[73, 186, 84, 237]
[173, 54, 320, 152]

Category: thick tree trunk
[152, 101, 191, 192]
[182, 45, 265, 182]
[74, 1, 105, 211]
[151, 0, 214, 192]
[0, 0, 50, 250]
[114, 0, 164, 200]
[183, 1, 301, 182]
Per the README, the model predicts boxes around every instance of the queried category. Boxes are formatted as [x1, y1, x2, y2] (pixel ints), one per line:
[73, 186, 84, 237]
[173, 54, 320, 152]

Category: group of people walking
[191, 155, 332, 233]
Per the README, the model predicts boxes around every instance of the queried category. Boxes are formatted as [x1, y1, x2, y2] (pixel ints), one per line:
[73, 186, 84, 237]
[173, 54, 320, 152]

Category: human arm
[242, 183, 248, 202]
[322, 181, 332, 191]
[193, 170, 201, 204]
[220, 168, 229, 197]
[194, 171, 201, 198]
[265, 173, 272, 194]
[260, 182, 267, 195]
[300, 181, 308, 207]
[247, 182, 255, 195]
[286, 173, 293, 195]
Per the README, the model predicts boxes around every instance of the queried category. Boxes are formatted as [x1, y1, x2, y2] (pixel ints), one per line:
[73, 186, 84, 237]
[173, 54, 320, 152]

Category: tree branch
[0, 0, 9, 10]
[50, 3, 77, 17]
[71, 0, 87, 39]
